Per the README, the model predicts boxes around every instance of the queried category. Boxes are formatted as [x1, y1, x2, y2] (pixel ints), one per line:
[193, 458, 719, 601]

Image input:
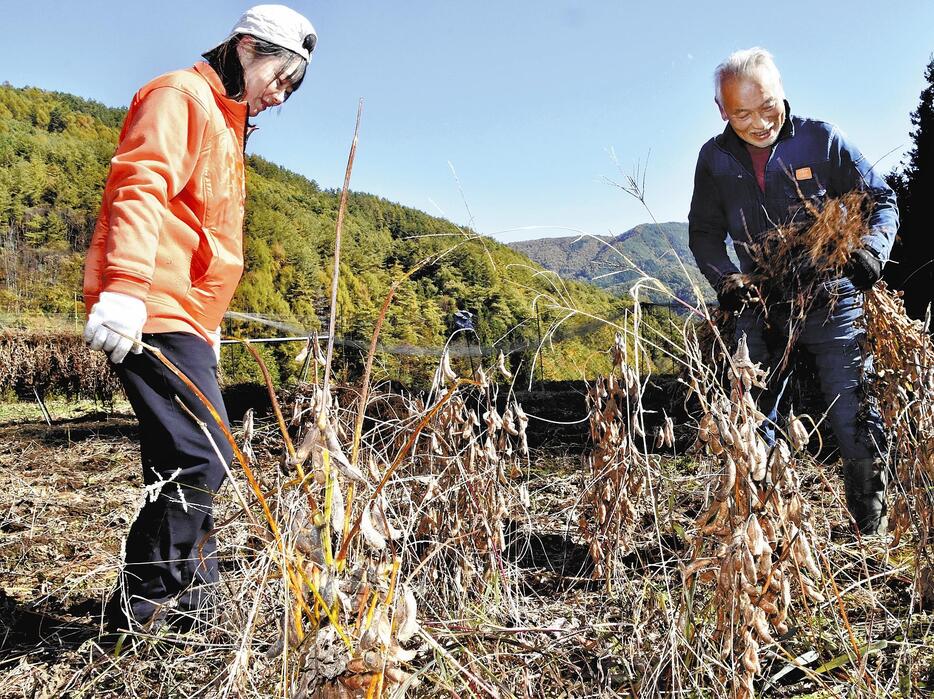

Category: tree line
[885, 57, 934, 319]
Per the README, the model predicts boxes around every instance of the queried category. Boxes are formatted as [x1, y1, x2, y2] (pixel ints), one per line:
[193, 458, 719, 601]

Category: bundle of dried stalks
[864, 284, 934, 600]
[396, 348, 529, 612]
[681, 336, 824, 698]
[581, 331, 651, 582]
[0, 329, 121, 401]
[735, 190, 870, 368]
[750, 190, 867, 287]
[281, 386, 423, 696]
[218, 338, 532, 697]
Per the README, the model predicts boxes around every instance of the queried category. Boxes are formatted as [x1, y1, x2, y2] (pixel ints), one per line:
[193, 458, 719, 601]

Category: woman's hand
[83, 291, 147, 363]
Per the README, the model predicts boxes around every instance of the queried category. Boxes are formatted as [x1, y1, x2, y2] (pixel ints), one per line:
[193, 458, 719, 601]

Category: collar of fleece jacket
[193, 61, 250, 151]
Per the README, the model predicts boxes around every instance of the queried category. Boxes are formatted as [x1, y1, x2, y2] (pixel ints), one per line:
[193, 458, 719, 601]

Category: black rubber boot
[842, 458, 887, 535]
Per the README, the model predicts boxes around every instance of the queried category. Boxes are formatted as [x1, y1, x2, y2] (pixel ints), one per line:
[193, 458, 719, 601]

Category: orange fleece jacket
[83, 62, 248, 345]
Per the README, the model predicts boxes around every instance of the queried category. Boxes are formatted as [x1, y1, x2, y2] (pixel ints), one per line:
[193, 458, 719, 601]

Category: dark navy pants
[736, 279, 886, 460]
[107, 332, 232, 630]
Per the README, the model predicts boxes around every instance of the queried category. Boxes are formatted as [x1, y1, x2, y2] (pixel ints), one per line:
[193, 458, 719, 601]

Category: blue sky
[1, 1, 931, 242]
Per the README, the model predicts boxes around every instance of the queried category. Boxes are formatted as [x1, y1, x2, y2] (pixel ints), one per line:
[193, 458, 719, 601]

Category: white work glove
[207, 327, 222, 364]
[83, 291, 147, 364]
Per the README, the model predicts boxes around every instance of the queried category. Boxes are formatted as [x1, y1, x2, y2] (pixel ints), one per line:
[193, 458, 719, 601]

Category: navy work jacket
[688, 103, 898, 289]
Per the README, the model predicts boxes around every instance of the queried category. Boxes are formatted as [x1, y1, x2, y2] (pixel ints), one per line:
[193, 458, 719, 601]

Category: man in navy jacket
[688, 48, 898, 535]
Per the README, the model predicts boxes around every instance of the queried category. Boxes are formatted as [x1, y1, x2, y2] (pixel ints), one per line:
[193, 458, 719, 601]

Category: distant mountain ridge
[509, 222, 715, 303]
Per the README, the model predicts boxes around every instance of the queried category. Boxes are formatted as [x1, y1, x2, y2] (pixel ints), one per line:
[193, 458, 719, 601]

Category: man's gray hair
[714, 47, 783, 105]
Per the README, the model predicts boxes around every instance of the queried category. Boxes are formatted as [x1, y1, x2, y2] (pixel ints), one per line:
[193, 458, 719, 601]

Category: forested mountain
[509, 222, 715, 304]
[0, 82, 664, 386]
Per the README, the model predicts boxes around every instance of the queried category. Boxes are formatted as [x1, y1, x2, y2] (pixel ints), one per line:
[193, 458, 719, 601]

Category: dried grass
[2, 347, 934, 697]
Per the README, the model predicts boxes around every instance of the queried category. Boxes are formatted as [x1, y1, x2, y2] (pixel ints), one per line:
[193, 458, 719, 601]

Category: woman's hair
[202, 34, 311, 101]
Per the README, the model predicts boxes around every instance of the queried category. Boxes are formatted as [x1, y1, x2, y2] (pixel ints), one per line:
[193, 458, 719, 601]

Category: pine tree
[47, 106, 66, 133]
[887, 56, 934, 319]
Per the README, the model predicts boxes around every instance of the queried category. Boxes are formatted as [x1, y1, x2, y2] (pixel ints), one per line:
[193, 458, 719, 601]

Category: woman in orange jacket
[82, 4, 316, 635]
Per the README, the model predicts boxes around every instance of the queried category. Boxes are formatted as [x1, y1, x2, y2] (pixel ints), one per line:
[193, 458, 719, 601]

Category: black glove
[844, 248, 882, 291]
[716, 273, 759, 312]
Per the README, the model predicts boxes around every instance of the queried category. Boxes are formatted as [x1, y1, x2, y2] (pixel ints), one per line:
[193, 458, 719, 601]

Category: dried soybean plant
[679, 333, 825, 698]
[395, 347, 530, 614]
[735, 190, 871, 369]
[234, 337, 533, 696]
[864, 284, 934, 601]
[580, 330, 654, 582]
[262, 380, 425, 698]
[217, 101, 426, 698]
